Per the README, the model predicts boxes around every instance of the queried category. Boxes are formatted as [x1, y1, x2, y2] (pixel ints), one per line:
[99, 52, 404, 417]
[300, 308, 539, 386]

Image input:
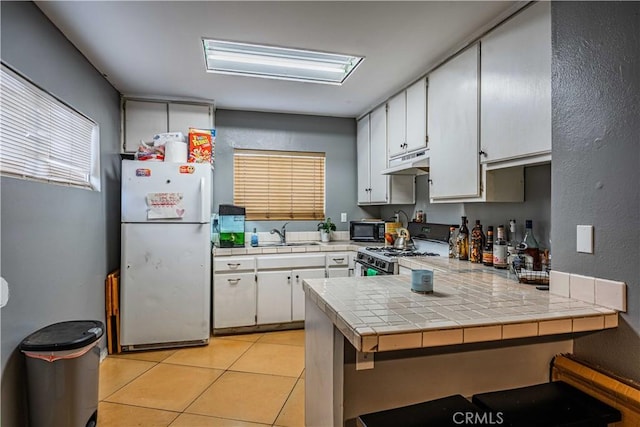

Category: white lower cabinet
[291, 268, 326, 321]
[257, 270, 293, 324]
[214, 272, 256, 328]
[213, 255, 257, 329]
[326, 252, 355, 278]
[215, 251, 353, 329]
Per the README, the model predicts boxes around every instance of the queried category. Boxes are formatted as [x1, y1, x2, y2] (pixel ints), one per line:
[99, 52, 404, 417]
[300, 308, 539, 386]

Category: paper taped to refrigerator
[146, 192, 185, 219]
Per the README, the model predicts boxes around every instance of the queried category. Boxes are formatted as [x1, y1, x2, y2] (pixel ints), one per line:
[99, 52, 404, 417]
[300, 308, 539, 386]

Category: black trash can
[20, 320, 104, 427]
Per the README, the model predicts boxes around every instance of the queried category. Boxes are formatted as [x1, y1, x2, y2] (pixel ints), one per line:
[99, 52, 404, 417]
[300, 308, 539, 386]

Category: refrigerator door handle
[200, 177, 206, 223]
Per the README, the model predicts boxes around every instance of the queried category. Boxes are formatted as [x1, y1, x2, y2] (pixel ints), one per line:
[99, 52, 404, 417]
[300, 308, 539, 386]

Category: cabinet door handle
[227, 263, 241, 269]
[479, 150, 487, 157]
[227, 278, 241, 284]
[332, 258, 345, 264]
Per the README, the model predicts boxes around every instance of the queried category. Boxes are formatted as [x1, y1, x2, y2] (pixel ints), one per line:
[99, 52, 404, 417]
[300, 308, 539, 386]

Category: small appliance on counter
[350, 220, 386, 242]
[218, 204, 245, 247]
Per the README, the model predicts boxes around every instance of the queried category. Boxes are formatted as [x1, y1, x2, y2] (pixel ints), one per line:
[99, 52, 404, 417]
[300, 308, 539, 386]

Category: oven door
[354, 259, 393, 276]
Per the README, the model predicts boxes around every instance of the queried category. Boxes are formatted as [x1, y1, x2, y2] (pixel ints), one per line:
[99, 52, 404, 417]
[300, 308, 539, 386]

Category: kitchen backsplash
[550, 270, 627, 312]
[245, 230, 350, 245]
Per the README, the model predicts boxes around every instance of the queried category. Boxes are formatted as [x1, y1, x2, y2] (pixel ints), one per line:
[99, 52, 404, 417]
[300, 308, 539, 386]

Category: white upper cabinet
[387, 92, 406, 158]
[428, 44, 481, 200]
[122, 99, 214, 153]
[369, 106, 391, 204]
[480, 1, 552, 167]
[356, 114, 371, 204]
[357, 105, 415, 205]
[405, 77, 428, 153]
[387, 78, 428, 158]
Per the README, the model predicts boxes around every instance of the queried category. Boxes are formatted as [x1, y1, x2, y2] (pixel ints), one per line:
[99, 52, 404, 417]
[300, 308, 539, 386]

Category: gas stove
[354, 222, 451, 275]
[356, 243, 447, 275]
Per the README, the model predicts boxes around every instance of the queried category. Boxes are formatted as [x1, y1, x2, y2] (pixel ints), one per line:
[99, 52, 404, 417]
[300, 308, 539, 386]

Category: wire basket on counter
[511, 254, 550, 285]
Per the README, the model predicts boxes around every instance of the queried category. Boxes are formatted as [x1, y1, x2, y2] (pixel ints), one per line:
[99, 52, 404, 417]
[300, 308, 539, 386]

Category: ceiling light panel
[203, 39, 363, 85]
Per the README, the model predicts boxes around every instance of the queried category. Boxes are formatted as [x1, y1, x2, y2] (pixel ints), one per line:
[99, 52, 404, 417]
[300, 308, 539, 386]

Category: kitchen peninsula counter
[302, 258, 619, 427]
[303, 257, 617, 353]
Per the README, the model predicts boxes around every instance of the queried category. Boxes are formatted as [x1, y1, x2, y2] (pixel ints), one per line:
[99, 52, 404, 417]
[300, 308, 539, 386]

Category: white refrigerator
[120, 160, 212, 350]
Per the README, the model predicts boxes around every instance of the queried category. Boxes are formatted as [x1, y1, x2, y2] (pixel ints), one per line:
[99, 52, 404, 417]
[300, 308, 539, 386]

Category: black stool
[472, 381, 621, 427]
[357, 394, 487, 427]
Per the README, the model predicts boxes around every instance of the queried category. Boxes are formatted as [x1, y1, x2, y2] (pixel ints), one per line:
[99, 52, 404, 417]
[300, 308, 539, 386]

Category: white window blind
[0, 63, 100, 190]
[234, 149, 325, 220]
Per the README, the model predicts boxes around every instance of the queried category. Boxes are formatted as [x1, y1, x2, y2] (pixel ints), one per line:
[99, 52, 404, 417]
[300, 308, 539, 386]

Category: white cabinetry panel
[387, 91, 406, 158]
[292, 268, 325, 321]
[480, 2, 551, 166]
[168, 103, 213, 135]
[369, 105, 389, 204]
[257, 271, 292, 324]
[428, 44, 480, 199]
[122, 99, 214, 153]
[214, 272, 256, 328]
[405, 77, 428, 153]
[123, 100, 167, 152]
[357, 115, 371, 204]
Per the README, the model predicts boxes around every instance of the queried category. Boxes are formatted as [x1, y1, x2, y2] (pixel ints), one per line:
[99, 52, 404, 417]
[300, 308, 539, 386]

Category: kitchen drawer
[257, 254, 325, 270]
[326, 252, 351, 267]
[214, 256, 256, 272]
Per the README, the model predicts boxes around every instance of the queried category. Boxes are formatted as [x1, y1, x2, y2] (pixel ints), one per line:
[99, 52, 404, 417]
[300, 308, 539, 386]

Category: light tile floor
[98, 330, 305, 427]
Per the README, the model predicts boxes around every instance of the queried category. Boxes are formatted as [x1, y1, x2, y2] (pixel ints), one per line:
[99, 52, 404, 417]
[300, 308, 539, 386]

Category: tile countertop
[302, 256, 618, 353]
[212, 241, 374, 256]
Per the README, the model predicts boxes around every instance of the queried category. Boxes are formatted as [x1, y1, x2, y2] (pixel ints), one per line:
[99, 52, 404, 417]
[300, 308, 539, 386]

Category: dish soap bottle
[250, 228, 259, 247]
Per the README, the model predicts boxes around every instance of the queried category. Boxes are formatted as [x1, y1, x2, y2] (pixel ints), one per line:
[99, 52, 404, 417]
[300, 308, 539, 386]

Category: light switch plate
[341, 212, 347, 222]
[577, 225, 594, 253]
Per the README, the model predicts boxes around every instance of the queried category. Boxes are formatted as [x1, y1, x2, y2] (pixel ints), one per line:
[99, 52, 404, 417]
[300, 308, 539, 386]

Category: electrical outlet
[341, 212, 347, 222]
[577, 225, 594, 253]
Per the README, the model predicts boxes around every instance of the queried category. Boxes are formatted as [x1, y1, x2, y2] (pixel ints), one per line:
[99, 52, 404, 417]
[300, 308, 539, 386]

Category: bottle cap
[525, 220, 533, 228]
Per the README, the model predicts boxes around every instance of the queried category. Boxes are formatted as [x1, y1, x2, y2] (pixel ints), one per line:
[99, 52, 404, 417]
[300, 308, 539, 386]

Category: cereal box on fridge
[188, 128, 216, 166]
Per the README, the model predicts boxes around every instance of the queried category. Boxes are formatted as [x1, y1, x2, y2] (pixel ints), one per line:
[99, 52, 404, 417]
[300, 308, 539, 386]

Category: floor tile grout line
[99, 360, 160, 402]
[100, 398, 183, 414]
[271, 376, 301, 427]
[163, 338, 262, 419]
[100, 330, 305, 425]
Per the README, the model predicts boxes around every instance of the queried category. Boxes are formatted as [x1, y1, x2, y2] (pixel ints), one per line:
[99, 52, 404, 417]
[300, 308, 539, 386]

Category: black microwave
[350, 221, 386, 242]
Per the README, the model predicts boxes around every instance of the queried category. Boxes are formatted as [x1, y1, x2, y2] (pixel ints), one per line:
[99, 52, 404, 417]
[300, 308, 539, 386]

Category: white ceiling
[35, 1, 521, 118]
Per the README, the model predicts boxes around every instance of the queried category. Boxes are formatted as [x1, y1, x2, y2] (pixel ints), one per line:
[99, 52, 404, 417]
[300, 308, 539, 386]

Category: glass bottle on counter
[457, 216, 469, 261]
[522, 220, 541, 270]
[482, 226, 494, 266]
[250, 228, 259, 247]
[493, 225, 509, 269]
[470, 220, 485, 263]
[448, 225, 458, 258]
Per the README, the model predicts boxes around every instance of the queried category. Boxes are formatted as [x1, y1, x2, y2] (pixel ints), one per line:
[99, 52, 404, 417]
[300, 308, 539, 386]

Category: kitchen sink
[258, 241, 321, 247]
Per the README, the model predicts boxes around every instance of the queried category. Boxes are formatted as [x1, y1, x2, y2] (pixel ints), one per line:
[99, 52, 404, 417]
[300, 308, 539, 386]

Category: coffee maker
[218, 204, 246, 248]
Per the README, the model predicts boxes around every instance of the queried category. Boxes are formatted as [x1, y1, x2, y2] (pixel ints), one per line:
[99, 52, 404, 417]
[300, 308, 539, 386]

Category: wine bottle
[448, 225, 458, 258]
[493, 225, 508, 269]
[522, 220, 541, 270]
[470, 220, 485, 263]
[482, 226, 494, 266]
[457, 216, 469, 261]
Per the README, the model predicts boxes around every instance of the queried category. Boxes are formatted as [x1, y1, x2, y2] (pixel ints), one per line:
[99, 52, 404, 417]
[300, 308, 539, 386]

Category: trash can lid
[20, 320, 104, 352]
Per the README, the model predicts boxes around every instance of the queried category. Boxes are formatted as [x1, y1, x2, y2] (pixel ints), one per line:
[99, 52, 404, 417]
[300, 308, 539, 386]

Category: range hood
[381, 148, 430, 175]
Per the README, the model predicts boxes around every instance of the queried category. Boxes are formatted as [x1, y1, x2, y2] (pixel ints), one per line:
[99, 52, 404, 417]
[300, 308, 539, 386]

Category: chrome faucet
[270, 222, 289, 244]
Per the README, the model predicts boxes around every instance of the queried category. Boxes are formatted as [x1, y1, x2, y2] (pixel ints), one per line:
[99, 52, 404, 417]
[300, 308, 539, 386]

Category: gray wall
[0, 2, 121, 425]
[214, 109, 378, 232]
[551, 2, 640, 381]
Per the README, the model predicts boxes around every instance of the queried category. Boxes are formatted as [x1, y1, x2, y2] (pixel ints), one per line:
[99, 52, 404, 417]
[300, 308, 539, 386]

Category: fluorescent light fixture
[203, 39, 363, 85]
